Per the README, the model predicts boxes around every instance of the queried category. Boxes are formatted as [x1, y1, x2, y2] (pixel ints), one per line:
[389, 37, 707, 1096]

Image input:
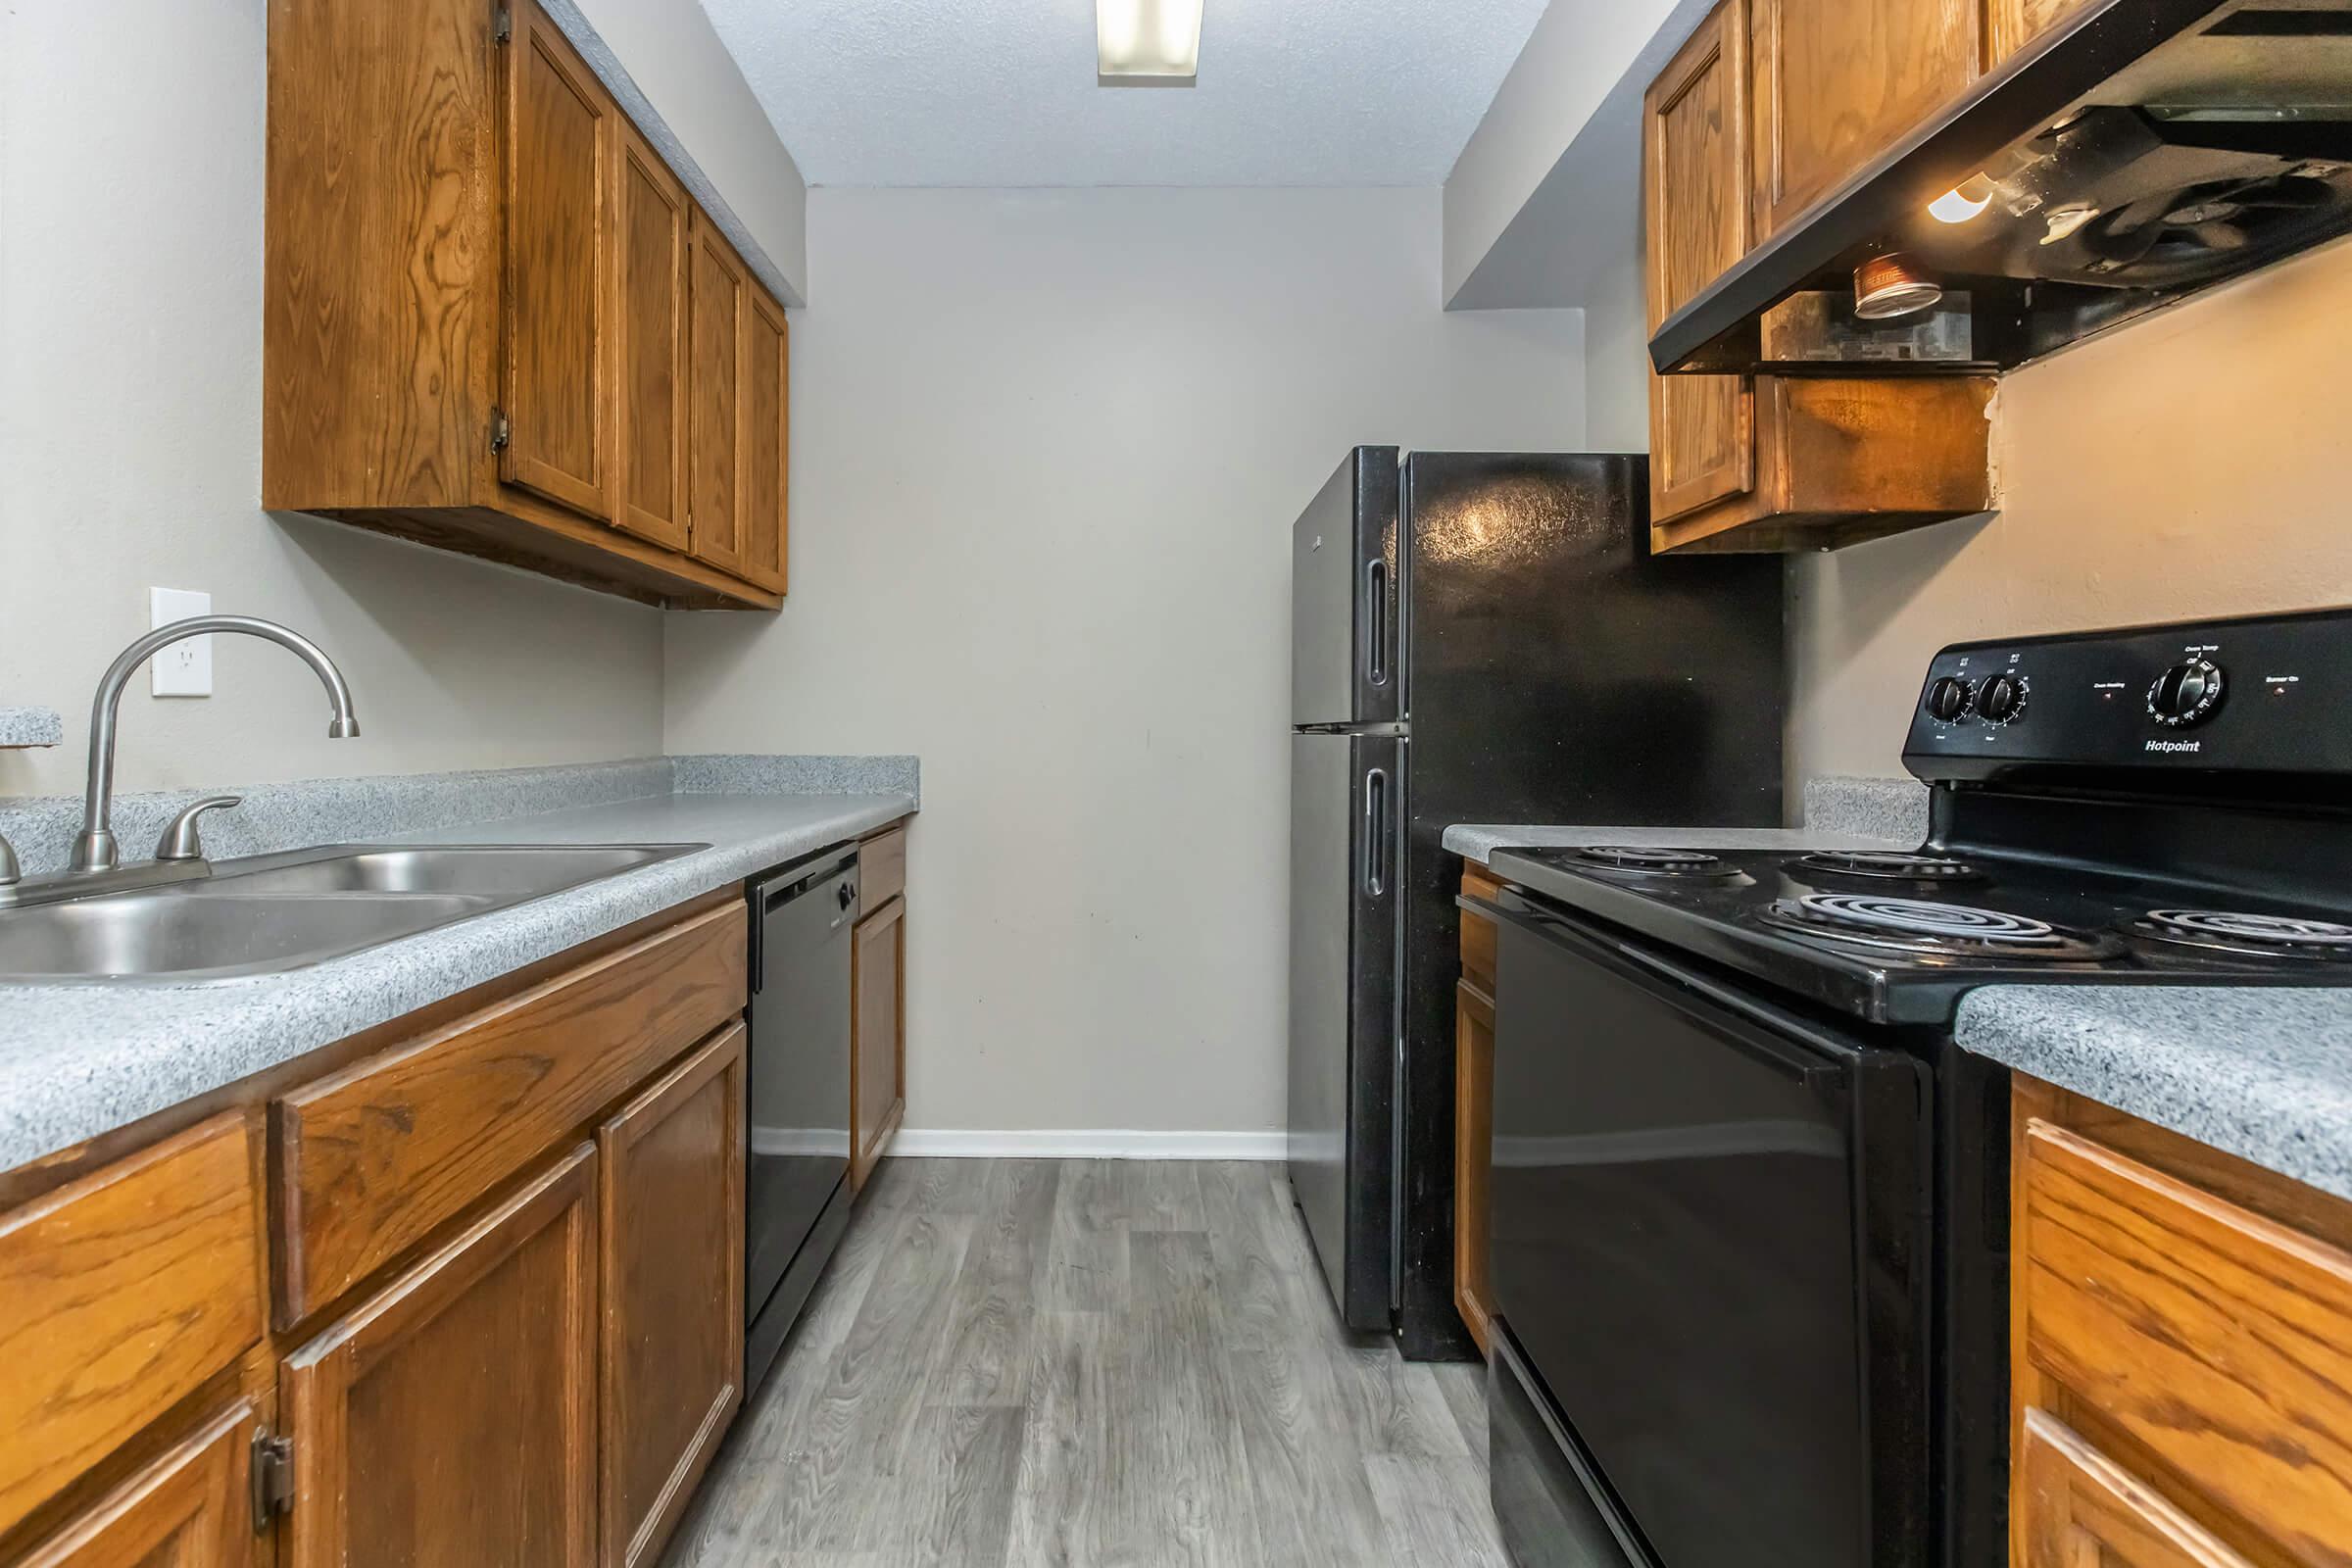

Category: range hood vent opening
[1651, 0, 2352, 378]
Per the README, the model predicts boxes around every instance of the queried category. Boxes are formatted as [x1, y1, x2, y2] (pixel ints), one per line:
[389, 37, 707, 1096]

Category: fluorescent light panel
[1099, 0, 1202, 84]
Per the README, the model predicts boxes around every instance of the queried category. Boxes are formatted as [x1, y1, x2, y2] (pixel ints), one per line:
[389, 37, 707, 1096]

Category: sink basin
[0, 891, 499, 982]
[0, 842, 706, 982]
[203, 844, 694, 898]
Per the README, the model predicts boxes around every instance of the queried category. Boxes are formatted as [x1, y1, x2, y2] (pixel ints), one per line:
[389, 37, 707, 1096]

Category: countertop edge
[1958, 985, 2352, 1205]
[0, 791, 915, 1173]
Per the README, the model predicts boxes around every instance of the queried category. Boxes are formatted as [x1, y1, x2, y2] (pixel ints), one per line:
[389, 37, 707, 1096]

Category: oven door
[1480, 889, 1932, 1568]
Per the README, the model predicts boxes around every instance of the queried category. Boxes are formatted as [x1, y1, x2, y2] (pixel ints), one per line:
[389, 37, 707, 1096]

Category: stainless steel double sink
[0, 844, 706, 983]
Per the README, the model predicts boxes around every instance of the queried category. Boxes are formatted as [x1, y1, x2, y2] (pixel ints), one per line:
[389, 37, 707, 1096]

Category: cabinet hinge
[251, 1431, 294, 1534]
[489, 408, 512, 453]
[493, 2, 513, 44]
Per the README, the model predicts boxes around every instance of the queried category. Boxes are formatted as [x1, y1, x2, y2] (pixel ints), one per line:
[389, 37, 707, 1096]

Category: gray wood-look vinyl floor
[662, 1158, 1509, 1568]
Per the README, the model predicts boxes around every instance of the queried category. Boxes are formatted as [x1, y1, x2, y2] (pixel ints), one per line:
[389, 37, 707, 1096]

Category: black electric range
[1476, 608, 2352, 1568]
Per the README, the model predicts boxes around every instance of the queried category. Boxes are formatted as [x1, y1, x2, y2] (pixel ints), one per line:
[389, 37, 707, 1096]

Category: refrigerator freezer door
[1288, 728, 1400, 1333]
[1291, 447, 1401, 728]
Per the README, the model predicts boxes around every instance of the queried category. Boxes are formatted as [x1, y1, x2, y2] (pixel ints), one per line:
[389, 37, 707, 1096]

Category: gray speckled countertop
[0, 774, 914, 1171]
[0, 707, 63, 749]
[1446, 774, 1928, 865]
[1959, 987, 2352, 1202]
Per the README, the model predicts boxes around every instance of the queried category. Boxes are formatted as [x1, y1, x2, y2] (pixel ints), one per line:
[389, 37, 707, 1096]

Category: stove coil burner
[1797, 850, 1983, 883]
[2132, 909, 2352, 961]
[1760, 893, 2118, 961]
[1573, 847, 1734, 877]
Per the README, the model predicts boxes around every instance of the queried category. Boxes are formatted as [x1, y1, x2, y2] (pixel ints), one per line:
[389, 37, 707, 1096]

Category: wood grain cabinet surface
[1642, 0, 1994, 553]
[685, 211, 749, 579]
[263, 0, 789, 611]
[851, 894, 907, 1194]
[598, 1024, 747, 1568]
[279, 1146, 601, 1568]
[12, 1401, 262, 1568]
[0, 1112, 264, 1541]
[1453, 864, 1501, 1357]
[2012, 1079, 2352, 1568]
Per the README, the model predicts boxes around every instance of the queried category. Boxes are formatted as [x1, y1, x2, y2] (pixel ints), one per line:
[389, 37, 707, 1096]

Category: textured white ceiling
[696, 0, 1552, 187]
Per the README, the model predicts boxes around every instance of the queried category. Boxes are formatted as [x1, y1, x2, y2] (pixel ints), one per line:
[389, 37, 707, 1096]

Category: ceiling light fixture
[1098, 0, 1202, 86]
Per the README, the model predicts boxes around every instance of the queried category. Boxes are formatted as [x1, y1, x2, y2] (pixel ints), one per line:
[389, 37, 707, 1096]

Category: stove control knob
[1924, 675, 1974, 723]
[2148, 659, 2225, 727]
[1977, 672, 2029, 725]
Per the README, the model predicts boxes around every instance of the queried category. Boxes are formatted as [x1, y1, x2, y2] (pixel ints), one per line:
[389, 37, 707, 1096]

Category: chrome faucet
[69, 615, 359, 874]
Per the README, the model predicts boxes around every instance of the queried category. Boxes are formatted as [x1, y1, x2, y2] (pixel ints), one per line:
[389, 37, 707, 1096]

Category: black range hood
[1651, 0, 2352, 376]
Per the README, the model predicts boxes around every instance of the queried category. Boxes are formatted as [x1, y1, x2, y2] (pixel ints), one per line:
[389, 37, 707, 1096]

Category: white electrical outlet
[150, 588, 214, 697]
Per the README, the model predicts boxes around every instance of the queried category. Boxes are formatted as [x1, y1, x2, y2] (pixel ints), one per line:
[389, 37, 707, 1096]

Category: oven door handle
[1462, 893, 1860, 1090]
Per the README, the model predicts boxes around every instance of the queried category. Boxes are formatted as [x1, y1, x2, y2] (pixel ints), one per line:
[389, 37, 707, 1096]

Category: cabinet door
[502, 0, 613, 519]
[280, 1147, 599, 1568]
[2016, 1409, 2254, 1568]
[1452, 977, 1495, 1357]
[735, 290, 790, 595]
[1751, 0, 1979, 237]
[15, 1401, 257, 1568]
[598, 1025, 746, 1568]
[685, 213, 747, 576]
[611, 122, 690, 552]
[1643, 0, 1755, 524]
[850, 896, 906, 1193]
[1984, 0, 2094, 69]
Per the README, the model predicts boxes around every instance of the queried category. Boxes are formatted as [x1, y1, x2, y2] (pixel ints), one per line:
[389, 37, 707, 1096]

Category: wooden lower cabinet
[598, 1025, 747, 1568]
[850, 894, 906, 1193]
[279, 1146, 601, 1568]
[14, 1400, 260, 1568]
[2011, 1078, 2352, 1568]
[1452, 979, 1496, 1356]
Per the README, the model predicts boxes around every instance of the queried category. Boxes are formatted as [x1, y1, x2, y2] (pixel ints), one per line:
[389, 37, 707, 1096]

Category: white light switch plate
[150, 587, 213, 697]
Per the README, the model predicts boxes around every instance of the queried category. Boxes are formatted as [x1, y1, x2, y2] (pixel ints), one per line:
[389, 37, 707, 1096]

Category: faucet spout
[71, 615, 360, 874]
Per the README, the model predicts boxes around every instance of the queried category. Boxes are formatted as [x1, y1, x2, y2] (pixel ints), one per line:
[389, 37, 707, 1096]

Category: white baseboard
[888, 1128, 1287, 1161]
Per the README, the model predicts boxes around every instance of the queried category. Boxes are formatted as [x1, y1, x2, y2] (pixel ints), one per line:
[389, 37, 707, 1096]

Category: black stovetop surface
[1484, 842, 2352, 1029]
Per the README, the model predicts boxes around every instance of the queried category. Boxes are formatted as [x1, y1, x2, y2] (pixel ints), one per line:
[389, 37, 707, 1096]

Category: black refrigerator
[1286, 449, 1787, 1359]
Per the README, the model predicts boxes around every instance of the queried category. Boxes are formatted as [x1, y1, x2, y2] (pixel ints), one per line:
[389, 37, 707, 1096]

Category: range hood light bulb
[1928, 174, 1995, 223]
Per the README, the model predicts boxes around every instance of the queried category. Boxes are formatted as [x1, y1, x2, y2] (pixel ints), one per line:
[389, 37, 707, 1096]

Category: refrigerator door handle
[1364, 559, 1389, 688]
[1361, 766, 1390, 897]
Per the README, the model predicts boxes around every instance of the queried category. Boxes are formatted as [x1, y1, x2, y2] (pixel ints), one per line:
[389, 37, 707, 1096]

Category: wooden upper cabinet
[1750, 0, 1980, 237]
[686, 212, 748, 577]
[280, 1147, 600, 1568]
[737, 290, 791, 595]
[14, 1401, 260, 1568]
[1984, 0, 2095, 69]
[598, 1025, 746, 1568]
[502, 0, 613, 520]
[262, 0, 784, 609]
[611, 122, 691, 552]
[1643, 0, 1756, 525]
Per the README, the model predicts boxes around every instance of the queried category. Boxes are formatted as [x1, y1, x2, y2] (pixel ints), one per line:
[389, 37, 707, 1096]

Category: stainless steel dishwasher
[744, 846, 858, 1391]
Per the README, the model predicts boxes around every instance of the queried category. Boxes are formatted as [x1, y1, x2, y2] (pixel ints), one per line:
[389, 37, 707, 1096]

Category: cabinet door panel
[15, 1401, 257, 1568]
[0, 1112, 263, 1540]
[503, 0, 612, 518]
[599, 1025, 746, 1568]
[1643, 0, 1755, 523]
[850, 896, 906, 1193]
[736, 290, 789, 595]
[1453, 977, 1495, 1357]
[1751, 0, 1979, 237]
[1985, 0, 2095, 69]
[686, 215, 746, 575]
[281, 1147, 599, 1568]
[612, 124, 689, 551]
[2017, 1409, 2254, 1568]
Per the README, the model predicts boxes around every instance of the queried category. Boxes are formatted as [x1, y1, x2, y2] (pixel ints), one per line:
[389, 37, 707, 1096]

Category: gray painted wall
[664, 187, 1588, 1139]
